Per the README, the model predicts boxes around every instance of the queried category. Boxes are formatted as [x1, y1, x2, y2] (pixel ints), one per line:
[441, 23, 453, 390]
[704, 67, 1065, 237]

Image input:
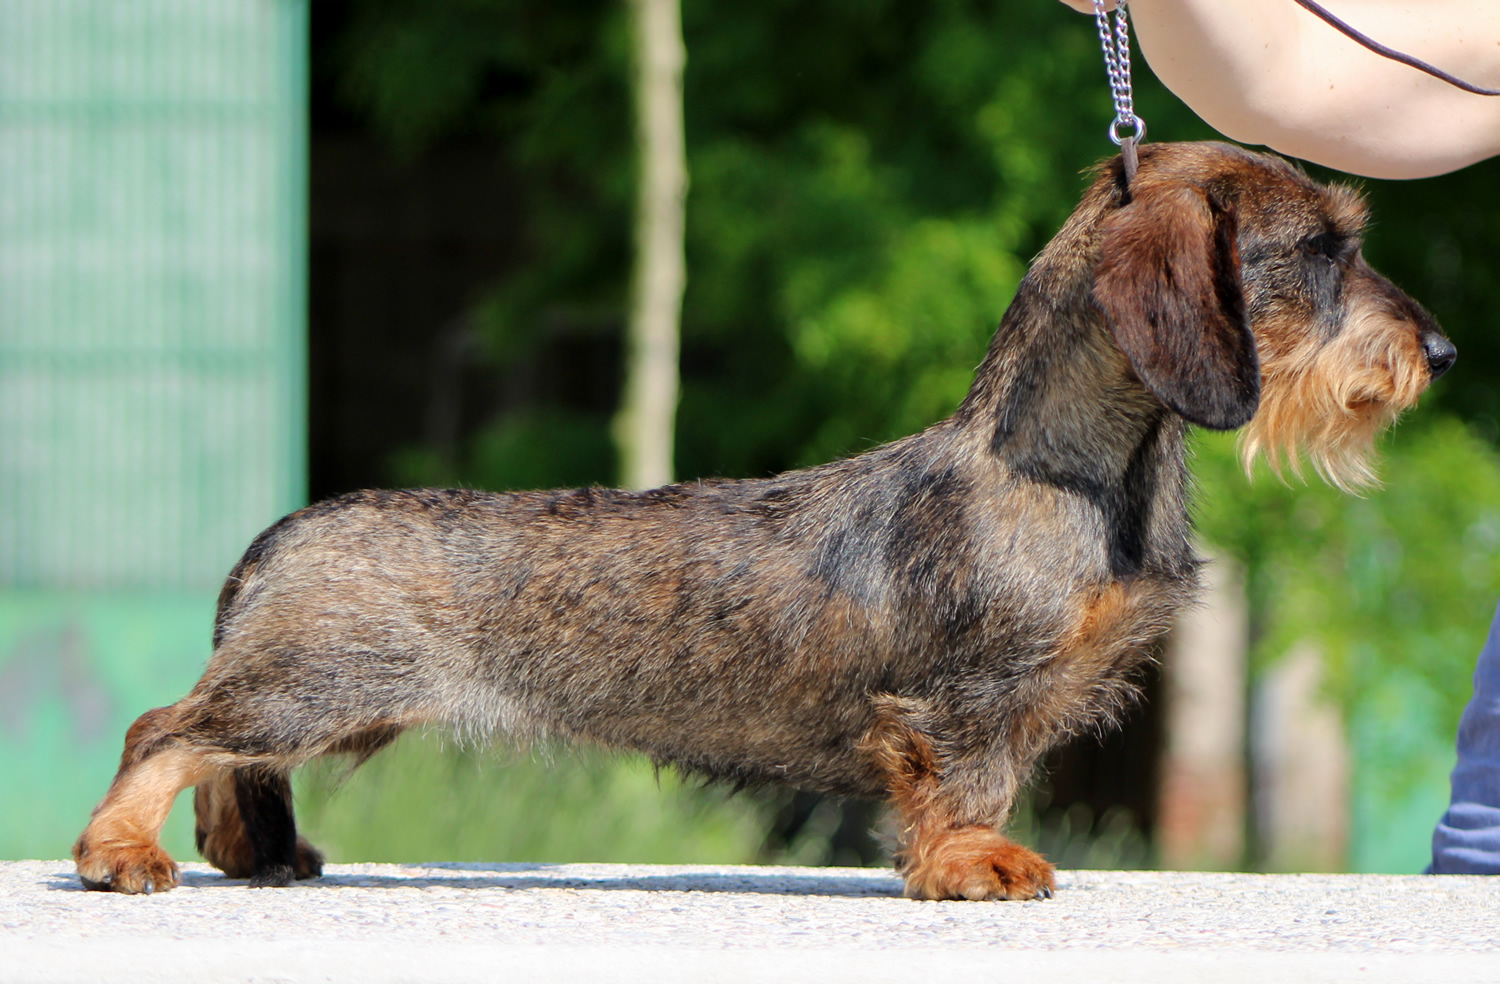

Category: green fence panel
[1350, 670, 1456, 873]
[0, 591, 214, 859]
[0, 0, 308, 860]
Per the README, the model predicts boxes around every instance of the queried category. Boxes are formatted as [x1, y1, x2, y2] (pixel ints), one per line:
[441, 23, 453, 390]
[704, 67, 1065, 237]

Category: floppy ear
[1091, 184, 1260, 430]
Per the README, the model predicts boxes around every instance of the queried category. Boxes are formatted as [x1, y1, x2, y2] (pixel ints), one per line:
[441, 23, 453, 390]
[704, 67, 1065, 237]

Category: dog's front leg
[863, 695, 1055, 901]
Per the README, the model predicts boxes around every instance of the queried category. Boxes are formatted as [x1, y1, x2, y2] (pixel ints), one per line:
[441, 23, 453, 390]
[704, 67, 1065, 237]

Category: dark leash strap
[1094, 0, 1145, 184]
[1292, 0, 1500, 97]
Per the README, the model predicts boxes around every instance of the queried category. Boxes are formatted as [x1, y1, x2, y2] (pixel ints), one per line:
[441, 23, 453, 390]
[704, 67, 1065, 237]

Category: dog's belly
[443, 565, 1184, 798]
[450, 584, 910, 796]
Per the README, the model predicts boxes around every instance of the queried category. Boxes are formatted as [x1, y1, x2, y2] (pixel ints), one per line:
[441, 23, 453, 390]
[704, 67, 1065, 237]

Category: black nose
[1422, 332, 1457, 379]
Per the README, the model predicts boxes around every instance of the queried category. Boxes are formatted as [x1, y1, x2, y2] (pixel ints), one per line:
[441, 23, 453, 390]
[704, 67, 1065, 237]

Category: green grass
[292, 732, 771, 866]
[289, 729, 1154, 872]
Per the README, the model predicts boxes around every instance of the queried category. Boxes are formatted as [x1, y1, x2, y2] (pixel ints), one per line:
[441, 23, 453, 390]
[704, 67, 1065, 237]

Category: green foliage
[392, 407, 618, 492]
[334, 0, 1221, 488]
[1194, 413, 1500, 730]
[296, 734, 769, 865]
[1011, 794, 1152, 870]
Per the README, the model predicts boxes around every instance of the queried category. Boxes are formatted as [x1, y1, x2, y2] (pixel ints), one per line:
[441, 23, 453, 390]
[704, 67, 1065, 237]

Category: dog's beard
[1238, 309, 1427, 492]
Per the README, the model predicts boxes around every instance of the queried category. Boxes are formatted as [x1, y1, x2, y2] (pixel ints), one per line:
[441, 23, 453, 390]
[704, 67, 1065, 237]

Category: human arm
[1057, 0, 1500, 179]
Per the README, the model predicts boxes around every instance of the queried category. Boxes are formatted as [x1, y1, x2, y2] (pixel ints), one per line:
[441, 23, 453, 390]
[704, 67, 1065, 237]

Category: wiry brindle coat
[75, 143, 1454, 900]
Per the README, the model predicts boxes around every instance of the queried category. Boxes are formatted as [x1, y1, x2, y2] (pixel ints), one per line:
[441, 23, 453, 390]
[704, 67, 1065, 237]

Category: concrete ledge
[3, 861, 1496, 982]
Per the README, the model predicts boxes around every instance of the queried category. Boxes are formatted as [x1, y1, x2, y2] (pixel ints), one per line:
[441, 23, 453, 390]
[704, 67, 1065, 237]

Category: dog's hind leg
[192, 721, 403, 886]
[194, 769, 326, 886]
[194, 723, 400, 885]
[194, 769, 253, 878]
[73, 706, 213, 894]
[864, 697, 1055, 902]
[233, 768, 316, 888]
[78, 658, 413, 893]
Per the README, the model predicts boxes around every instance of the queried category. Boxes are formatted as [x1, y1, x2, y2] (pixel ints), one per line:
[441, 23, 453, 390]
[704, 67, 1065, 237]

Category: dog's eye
[1301, 232, 1344, 260]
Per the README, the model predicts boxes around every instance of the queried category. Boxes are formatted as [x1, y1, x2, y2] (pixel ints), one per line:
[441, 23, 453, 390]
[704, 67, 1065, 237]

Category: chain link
[1093, 0, 1145, 180]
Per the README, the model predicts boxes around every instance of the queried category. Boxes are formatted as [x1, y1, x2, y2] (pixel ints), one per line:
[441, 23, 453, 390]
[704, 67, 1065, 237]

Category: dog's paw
[74, 836, 181, 894]
[294, 836, 325, 880]
[197, 809, 322, 884]
[249, 837, 324, 887]
[900, 826, 1055, 901]
[248, 863, 296, 889]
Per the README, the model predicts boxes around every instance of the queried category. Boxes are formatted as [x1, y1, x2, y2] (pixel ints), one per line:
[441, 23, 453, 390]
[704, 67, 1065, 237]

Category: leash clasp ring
[1109, 114, 1146, 147]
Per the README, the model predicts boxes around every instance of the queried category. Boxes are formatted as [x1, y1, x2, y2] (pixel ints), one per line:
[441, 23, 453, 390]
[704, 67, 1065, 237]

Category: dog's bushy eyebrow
[1324, 184, 1370, 234]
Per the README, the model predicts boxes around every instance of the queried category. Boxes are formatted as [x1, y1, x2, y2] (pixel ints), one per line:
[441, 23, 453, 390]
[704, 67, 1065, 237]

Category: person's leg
[1430, 598, 1500, 874]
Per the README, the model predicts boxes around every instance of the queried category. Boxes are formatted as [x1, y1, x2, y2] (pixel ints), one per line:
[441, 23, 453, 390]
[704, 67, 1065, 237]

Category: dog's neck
[959, 295, 1174, 479]
[953, 220, 1192, 577]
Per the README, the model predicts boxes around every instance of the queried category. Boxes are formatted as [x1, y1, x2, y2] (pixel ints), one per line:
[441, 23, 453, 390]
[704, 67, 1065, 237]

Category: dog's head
[1090, 141, 1454, 490]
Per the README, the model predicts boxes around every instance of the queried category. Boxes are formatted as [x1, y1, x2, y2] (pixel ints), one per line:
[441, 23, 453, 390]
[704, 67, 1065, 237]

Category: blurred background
[4, 0, 1500, 874]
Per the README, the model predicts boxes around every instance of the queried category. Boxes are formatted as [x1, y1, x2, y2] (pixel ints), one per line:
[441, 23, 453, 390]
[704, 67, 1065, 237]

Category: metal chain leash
[1093, 0, 1145, 183]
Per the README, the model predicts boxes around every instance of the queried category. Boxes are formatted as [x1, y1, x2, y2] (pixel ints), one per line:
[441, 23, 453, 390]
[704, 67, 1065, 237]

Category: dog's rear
[74, 142, 1453, 899]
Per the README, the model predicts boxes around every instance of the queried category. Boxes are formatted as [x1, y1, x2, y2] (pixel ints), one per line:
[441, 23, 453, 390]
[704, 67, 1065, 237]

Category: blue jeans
[1430, 598, 1500, 874]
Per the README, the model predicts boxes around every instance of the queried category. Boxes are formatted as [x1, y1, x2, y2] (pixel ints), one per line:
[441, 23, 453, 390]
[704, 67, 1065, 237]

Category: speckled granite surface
[3, 861, 1496, 982]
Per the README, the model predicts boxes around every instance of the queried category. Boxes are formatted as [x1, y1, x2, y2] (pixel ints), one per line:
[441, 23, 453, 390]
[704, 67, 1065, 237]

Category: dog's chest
[945, 474, 1194, 688]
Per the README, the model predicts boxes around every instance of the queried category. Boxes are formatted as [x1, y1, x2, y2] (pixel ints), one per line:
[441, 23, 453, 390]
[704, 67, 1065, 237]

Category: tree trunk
[1158, 553, 1249, 870]
[617, 0, 686, 490]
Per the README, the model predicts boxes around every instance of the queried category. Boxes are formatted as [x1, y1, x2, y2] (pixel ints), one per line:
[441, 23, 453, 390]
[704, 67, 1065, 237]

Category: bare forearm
[1061, 0, 1500, 178]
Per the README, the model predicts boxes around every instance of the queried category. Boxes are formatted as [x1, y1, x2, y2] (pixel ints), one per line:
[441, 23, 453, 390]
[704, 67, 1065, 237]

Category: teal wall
[1351, 671, 1456, 874]
[0, 0, 308, 859]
